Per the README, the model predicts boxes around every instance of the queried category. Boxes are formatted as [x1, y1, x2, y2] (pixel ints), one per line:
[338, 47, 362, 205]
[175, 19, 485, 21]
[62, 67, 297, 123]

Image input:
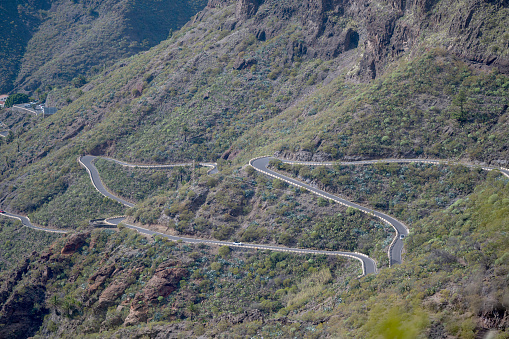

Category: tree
[71, 75, 87, 88]
[452, 89, 468, 122]
[218, 245, 230, 258]
[5, 93, 29, 108]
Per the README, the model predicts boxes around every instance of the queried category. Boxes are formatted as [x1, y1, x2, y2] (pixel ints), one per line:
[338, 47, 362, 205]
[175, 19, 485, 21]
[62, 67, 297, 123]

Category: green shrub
[5, 93, 29, 107]
[218, 245, 230, 258]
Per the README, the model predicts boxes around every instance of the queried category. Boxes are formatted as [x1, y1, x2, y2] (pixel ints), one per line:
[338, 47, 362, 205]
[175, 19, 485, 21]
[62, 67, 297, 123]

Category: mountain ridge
[0, 0, 209, 95]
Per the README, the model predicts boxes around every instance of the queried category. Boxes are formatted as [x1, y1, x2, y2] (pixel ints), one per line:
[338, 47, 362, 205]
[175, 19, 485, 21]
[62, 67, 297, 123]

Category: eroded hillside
[0, 0, 508, 337]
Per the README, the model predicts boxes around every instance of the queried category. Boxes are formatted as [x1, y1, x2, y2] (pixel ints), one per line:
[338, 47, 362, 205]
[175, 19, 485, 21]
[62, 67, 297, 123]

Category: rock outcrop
[0, 284, 48, 339]
[479, 299, 508, 330]
[88, 263, 116, 294]
[123, 295, 150, 326]
[97, 280, 130, 308]
[61, 232, 89, 255]
[236, 0, 263, 20]
[123, 261, 187, 326]
[96, 268, 141, 309]
[207, 0, 235, 8]
[143, 265, 187, 301]
[233, 57, 258, 70]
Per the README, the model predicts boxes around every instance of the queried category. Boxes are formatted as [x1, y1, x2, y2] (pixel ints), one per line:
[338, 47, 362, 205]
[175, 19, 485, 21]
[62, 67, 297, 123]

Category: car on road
[233, 242, 243, 245]
[400, 234, 405, 239]
[0, 210, 5, 213]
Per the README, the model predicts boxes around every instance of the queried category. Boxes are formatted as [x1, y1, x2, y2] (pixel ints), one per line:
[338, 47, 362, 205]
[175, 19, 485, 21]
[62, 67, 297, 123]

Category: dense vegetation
[94, 158, 195, 203]
[0, 228, 360, 338]
[270, 160, 491, 224]
[93, 161, 392, 265]
[0, 0, 43, 93]
[3, 169, 125, 229]
[4, 94, 30, 108]
[243, 51, 509, 165]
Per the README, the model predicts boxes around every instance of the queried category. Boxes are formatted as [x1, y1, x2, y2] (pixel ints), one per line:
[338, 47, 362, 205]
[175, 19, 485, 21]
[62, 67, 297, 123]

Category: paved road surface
[0, 212, 67, 234]
[103, 156, 218, 174]
[79, 156, 218, 207]
[282, 158, 509, 178]
[104, 216, 375, 275]
[250, 157, 407, 267]
[79, 156, 135, 207]
[12, 104, 40, 116]
[249, 156, 509, 267]
[5, 154, 506, 276]
[80, 156, 376, 275]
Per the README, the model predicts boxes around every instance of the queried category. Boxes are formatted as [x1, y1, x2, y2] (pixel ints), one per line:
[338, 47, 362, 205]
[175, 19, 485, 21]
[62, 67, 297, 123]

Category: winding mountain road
[78, 156, 376, 275]
[95, 156, 218, 174]
[249, 157, 509, 267]
[250, 157, 408, 267]
[0, 212, 67, 234]
[79, 156, 136, 207]
[280, 158, 509, 179]
[104, 217, 375, 275]
[3, 154, 507, 277]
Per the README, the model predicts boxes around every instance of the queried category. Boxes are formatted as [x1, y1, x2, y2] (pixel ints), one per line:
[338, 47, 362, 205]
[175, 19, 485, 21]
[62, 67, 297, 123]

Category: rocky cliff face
[206, 0, 509, 81]
[60, 232, 89, 255]
[9, 0, 505, 95]
[0, 255, 48, 338]
[236, 0, 263, 20]
[0, 284, 47, 338]
[0, 233, 190, 338]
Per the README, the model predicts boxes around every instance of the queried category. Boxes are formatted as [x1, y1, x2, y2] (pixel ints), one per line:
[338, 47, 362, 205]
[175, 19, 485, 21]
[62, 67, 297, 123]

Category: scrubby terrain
[1, 172, 507, 338]
[0, 0, 208, 94]
[0, 0, 508, 337]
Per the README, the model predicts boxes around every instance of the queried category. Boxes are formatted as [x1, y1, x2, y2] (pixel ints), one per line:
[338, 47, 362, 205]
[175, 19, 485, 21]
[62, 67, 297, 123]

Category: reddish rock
[61, 232, 89, 255]
[233, 58, 257, 70]
[88, 263, 116, 294]
[89, 235, 98, 250]
[123, 262, 187, 326]
[89, 263, 116, 283]
[39, 250, 52, 261]
[96, 268, 140, 308]
[97, 280, 130, 308]
[124, 295, 149, 326]
[143, 266, 187, 301]
[0, 284, 47, 338]
[222, 147, 242, 161]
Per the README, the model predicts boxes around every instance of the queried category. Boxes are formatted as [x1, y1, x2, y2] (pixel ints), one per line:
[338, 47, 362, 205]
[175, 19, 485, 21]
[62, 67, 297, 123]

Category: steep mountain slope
[1, 0, 508, 219]
[0, 173, 507, 338]
[0, 0, 50, 94]
[0, 0, 208, 94]
[0, 0, 508, 337]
